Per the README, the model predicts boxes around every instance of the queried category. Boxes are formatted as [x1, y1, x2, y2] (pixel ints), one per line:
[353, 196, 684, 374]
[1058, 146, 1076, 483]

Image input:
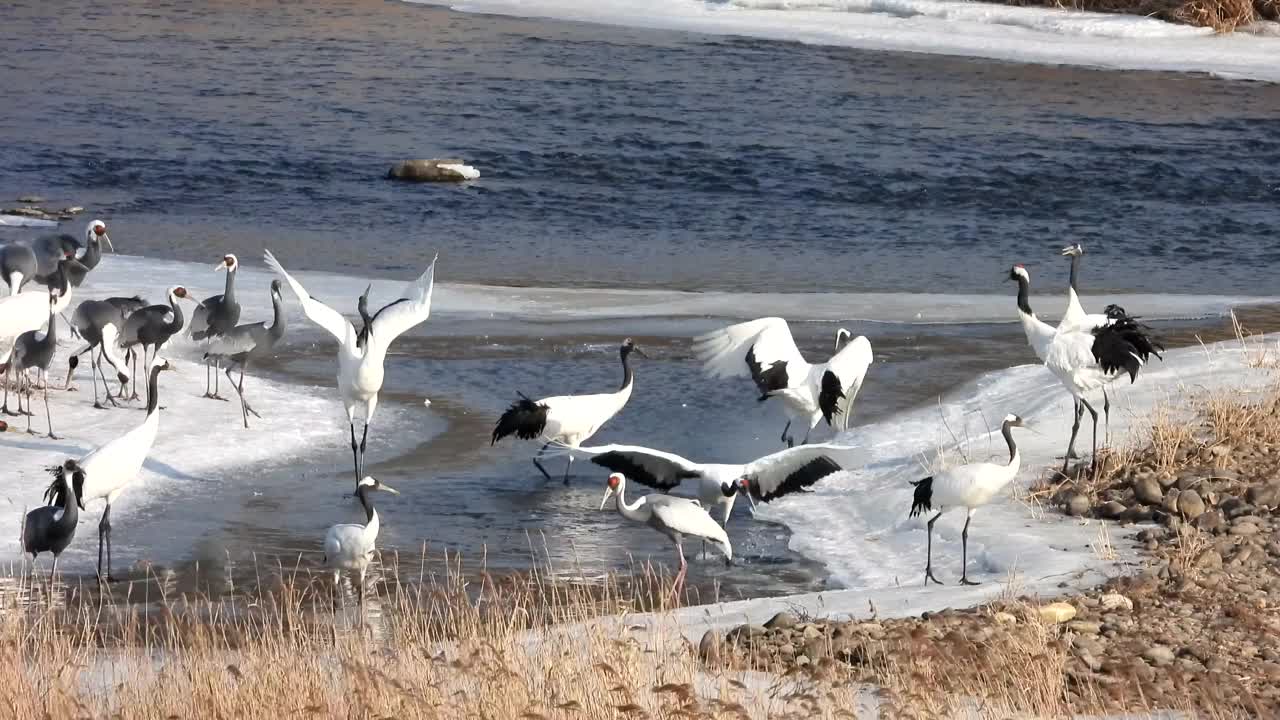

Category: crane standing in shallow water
[324, 475, 399, 609]
[600, 472, 732, 601]
[265, 249, 438, 491]
[491, 338, 647, 484]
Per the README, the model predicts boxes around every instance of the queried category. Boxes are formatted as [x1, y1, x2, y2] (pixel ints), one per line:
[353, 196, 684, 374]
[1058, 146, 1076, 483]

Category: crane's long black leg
[350, 422, 361, 489]
[43, 371, 56, 439]
[532, 442, 552, 482]
[563, 454, 574, 485]
[98, 349, 121, 407]
[239, 366, 260, 419]
[358, 423, 368, 480]
[924, 512, 944, 586]
[1103, 388, 1111, 444]
[1080, 397, 1100, 470]
[959, 513, 979, 585]
[202, 354, 212, 398]
[97, 504, 114, 582]
[226, 365, 249, 428]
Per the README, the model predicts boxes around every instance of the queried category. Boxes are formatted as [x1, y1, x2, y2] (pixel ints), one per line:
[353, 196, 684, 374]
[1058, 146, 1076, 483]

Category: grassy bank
[1006, 0, 1279, 32]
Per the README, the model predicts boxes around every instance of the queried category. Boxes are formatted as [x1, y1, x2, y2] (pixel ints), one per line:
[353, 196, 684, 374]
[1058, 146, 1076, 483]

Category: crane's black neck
[1068, 254, 1080, 294]
[145, 364, 164, 415]
[269, 292, 287, 340]
[619, 347, 634, 391]
[1002, 421, 1018, 464]
[1015, 275, 1033, 316]
[48, 262, 70, 297]
[720, 481, 738, 498]
[165, 292, 185, 334]
[223, 264, 237, 305]
[356, 484, 376, 523]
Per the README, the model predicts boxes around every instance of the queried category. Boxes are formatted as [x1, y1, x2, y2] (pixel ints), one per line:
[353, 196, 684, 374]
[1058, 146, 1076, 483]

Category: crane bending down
[66, 297, 145, 408]
[24, 461, 83, 585]
[491, 338, 646, 484]
[324, 475, 399, 608]
[55, 355, 173, 581]
[264, 249, 438, 490]
[569, 442, 844, 528]
[1009, 265, 1162, 472]
[5, 288, 60, 437]
[909, 414, 1026, 586]
[599, 472, 732, 601]
[694, 318, 872, 448]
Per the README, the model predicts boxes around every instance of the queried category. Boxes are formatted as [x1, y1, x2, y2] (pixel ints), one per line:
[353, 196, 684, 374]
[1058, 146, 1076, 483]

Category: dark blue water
[2, 0, 1278, 292]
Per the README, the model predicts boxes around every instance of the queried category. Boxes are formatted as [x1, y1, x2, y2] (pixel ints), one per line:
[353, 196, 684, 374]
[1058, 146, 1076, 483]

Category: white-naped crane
[55, 354, 174, 581]
[203, 279, 287, 428]
[122, 286, 197, 400]
[23, 460, 83, 585]
[492, 338, 647, 484]
[190, 254, 242, 400]
[27, 233, 80, 277]
[324, 475, 399, 609]
[66, 296, 146, 407]
[909, 414, 1026, 586]
[0, 259, 72, 365]
[5, 288, 61, 437]
[35, 220, 112, 288]
[264, 249, 438, 490]
[600, 472, 732, 600]
[1008, 265, 1162, 472]
[694, 318, 873, 448]
[568, 442, 845, 528]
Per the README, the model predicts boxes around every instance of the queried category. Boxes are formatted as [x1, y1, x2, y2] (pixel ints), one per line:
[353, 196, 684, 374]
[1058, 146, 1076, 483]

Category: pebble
[1096, 500, 1127, 519]
[1134, 476, 1164, 506]
[1194, 509, 1226, 534]
[1142, 644, 1176, 667]
[801, 625, 822, 641]
[1099, 593, 1133, 612]
[1067, 620, 1102, 635]
[1038, 602, 1077, 624]
[993, 611, 1018, 625]
[1246, 484, 1280, 509]
[1177, 489, 1206, 519]
[699, 630, 721, 663]
[1230, 521, 1261, 536]
[1196, 549, 1223, 569]
[1066, 492, 1090, 517]
[765, 611, 797, 630]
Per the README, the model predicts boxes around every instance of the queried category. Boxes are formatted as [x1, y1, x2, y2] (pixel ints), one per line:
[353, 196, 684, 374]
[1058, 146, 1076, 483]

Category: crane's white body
[695, 317, 873, 439]
[573, 442, 846, 525]
[78, 387, 160, 506]
[1059, 287, 1109, 333]
[324, 509, 379, 576]
[603, 474, 732, 562]
[264, 250, 436, 427]
[537, 385, 632, 448]
[928, 452, 1021, 514]
[0, 285, 72, 363]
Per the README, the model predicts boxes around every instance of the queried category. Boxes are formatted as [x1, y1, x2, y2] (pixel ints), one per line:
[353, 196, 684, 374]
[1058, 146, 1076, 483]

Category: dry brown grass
[0, 554, 869, 720]
[1003, 0, 1264, 31]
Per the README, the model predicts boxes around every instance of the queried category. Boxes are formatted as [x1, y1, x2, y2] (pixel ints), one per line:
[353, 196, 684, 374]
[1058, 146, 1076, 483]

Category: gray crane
[5, 287, 61, 437]
[28, 233, 81, 277]
[35, 220, 112, 288]
[0, 242, 37, 295]
[203, 279, 286, 428]
[66, 296, 146, 407]
[122, 286, 195, 399]
[190, 254, 241, 400]
[23, 460, 83, 585]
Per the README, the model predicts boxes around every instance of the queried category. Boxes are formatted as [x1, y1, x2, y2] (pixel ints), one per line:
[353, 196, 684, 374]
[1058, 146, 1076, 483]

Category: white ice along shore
[612, 335, 1277, 640]
[408, 0, 1280, 83]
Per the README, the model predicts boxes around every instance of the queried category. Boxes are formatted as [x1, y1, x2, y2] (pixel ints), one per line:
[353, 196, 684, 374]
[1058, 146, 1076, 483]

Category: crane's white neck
[612, 480, 647, 522]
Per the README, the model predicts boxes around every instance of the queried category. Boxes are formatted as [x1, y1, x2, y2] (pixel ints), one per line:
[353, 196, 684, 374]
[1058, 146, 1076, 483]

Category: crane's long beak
[633, 347, 650, 359]
[214, 261, 227, 272]
[102, 234, 114, 252]
[738, 483, 758, 514]
[599, 488, 614, 510]
[380, 483, 400, 495]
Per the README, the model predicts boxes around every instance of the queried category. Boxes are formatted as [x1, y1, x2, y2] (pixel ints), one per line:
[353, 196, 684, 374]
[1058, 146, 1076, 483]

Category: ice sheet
[406, 0, 1280, 83]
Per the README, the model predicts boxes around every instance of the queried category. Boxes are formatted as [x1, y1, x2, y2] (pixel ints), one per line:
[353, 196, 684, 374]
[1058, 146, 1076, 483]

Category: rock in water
[387, 159, 480, 182]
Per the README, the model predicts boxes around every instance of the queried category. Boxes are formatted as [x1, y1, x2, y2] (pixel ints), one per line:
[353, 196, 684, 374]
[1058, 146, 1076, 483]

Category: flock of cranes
[4, 222, 1163, 608]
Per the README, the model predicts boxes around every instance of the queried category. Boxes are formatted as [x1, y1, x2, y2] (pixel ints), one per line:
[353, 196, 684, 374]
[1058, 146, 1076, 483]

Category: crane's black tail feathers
[491, 394, 550, 445]
[1092, 311, 1164, 383]
[908, 476, 934, 518]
